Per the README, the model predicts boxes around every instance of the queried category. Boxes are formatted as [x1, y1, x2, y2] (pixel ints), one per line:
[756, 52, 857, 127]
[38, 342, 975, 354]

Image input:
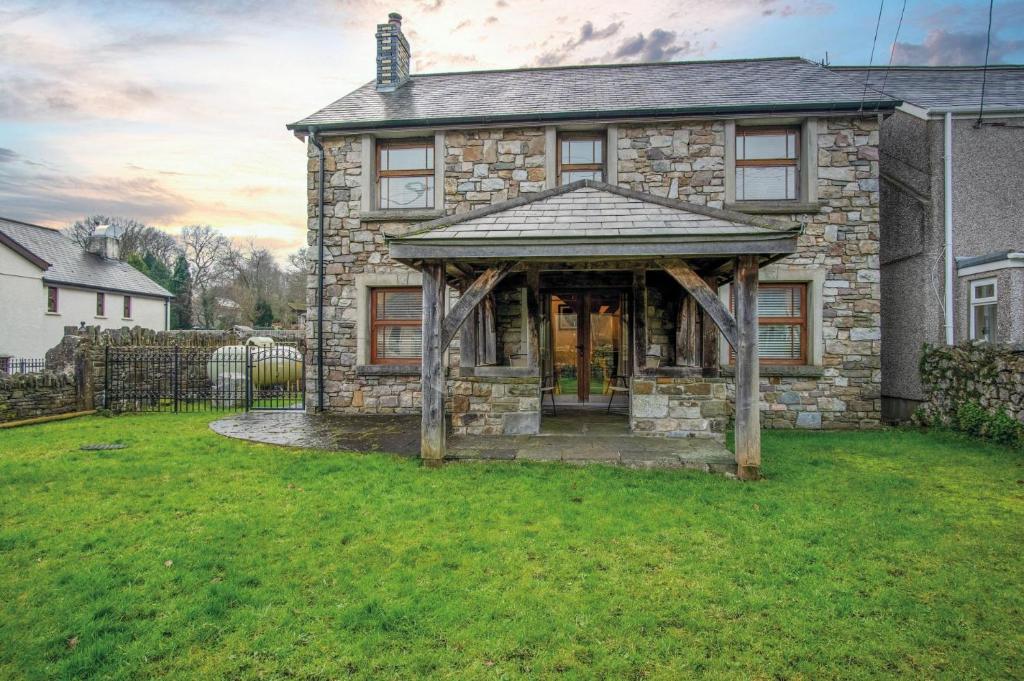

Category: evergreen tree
[253, 298, 274, 328]
[169, 255, 193, 329]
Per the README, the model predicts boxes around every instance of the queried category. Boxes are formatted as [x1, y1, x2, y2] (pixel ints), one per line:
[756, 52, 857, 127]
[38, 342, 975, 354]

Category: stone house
[833, 66, 1024, 421]
[287, 14, 894, 476]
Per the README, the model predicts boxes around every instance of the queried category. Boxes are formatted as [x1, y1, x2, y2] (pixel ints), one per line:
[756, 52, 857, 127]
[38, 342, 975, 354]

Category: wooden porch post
[734, 255, 761, 480]
[525, 267, 541, 370]
[701, 276, 721, 376]
[632, 269, 648, 376]
[421, 262, 446, 466]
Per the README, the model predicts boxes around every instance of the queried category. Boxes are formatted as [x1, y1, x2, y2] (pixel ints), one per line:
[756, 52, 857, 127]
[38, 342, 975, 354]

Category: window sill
[721, 364, 824, 378]
[359, 209, 444, 223]
[45, 312, 61, 316]
[356, 364, 422, 376]
[95, 316, 107, 320]
[459, 366, 539, 378]
[725, 201, 821, 215]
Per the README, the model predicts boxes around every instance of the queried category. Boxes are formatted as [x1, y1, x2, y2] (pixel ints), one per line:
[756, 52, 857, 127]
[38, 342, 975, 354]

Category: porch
[210, 409, 735, 472]
[388, 179, 802, 480]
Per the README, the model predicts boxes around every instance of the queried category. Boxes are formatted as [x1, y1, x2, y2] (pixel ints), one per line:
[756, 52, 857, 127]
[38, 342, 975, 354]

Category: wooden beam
[663, 260, 739, 350]
[675, 293, 700, 367]
[701, 275, 721, 376]
[632, 269, 648, 375]
[525, 267, 541, 370]
[439, 261, 516, 352]
[734, 255, 761, 481]
[459, 308, 477, 371]
[421, 262, 446, 466]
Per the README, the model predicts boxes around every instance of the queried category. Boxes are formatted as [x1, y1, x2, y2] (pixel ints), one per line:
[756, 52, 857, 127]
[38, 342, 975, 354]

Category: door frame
[545, 288, 629, 404]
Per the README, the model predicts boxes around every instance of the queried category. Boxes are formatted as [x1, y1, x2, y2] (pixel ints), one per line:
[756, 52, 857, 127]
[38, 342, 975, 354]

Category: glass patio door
[548, 291, 626, 403]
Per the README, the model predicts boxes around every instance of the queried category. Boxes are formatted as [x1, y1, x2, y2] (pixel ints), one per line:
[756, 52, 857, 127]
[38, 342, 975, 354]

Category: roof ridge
[0, 216, 62, 233]
[410, 56, 807, 79]
[831, 64, 1024, 71]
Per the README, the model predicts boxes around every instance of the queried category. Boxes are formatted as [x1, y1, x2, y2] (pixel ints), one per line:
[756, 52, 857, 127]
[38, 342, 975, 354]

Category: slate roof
[389, 181, 799, 263]
[289, 57, 898, 131]
[0, 217, 173, 298]
[832, 66, 1024, 111]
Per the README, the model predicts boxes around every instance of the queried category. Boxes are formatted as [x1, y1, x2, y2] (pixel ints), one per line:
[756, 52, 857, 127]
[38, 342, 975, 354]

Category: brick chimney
[376, 12, 411, 92]
[85, 224, 120, 260]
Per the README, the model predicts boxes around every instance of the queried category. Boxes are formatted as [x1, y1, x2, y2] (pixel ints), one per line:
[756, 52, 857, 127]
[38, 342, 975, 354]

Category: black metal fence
[105, 343, 304, 413]
[0, 357, 47, 374]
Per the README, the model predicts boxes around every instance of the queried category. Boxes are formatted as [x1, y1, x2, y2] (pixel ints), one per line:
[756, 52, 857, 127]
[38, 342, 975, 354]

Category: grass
[1, 414, 1022, 680]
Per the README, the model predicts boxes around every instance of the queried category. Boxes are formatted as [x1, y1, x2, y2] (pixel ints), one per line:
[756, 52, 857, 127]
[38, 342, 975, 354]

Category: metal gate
[104, 344, 305, 413]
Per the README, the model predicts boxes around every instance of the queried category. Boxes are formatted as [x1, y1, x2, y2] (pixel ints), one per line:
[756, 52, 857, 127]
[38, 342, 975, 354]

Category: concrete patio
[210, 410, 736, 473]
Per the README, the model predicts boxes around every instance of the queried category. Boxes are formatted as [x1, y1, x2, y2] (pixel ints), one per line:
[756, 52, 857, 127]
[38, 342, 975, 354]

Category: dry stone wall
[630, 376, 729, 440]
[918, 343, 1024, 432]
[0, 371, 79, 423]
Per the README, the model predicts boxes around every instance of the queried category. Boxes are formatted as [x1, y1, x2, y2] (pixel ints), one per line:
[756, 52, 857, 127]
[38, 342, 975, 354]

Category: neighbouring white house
[0, 216, 173, 360]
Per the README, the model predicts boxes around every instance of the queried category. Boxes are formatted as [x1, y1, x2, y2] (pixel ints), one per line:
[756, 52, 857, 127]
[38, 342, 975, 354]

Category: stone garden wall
[917, 343, 1024, 445]
[0, 371, 80, 423]
[630, 376, 729, 441]
[449, 375, 541, 436]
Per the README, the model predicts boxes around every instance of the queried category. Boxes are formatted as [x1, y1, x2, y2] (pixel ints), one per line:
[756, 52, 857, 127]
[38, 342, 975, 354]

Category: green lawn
[1, 415, 1022, 680]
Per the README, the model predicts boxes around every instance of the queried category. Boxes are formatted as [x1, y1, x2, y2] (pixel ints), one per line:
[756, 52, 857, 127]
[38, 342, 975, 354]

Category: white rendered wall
[0, 243, 167, 359]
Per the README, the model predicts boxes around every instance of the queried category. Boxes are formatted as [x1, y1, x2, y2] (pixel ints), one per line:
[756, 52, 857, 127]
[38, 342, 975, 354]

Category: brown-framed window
[96, 292, 105, 316]
[735, 127, 800, 201]
[370, 287, 422, 364]
[376, 140, 434, 209]
[558, 132, 604, 184]
[731, 283, 808, 365]
[47, 286, 58, 313]
[123, 295, 132, 319]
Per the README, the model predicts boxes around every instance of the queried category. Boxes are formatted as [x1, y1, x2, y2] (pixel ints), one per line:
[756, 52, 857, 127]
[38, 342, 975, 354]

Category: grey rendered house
[833, 66, 1024, 421]
[288, 14, 895, 475]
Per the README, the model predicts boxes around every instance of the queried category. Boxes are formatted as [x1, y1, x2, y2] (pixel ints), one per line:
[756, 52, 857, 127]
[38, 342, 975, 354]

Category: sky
[1, 0, 1022, 260]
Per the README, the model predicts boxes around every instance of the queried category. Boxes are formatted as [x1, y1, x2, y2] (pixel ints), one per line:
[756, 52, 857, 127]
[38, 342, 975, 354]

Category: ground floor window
[969, 278, 997, 343]
[123, 295, 132, 319]
[370, 287, 422, 364]
[96, 292, 105, 317]
[731, 282, 808, 364]
[47, 286, 58, 313]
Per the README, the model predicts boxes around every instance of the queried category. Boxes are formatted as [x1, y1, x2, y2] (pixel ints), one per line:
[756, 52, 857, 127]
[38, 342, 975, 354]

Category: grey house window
[970, 278, 998, 343]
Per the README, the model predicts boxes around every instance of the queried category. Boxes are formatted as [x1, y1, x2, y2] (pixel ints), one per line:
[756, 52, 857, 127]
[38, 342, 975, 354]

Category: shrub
[956, 401, 988, 437]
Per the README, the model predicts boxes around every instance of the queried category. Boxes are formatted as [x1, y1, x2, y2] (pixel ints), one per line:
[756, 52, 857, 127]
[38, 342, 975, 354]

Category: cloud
[613, 29, 691, 62]
[485, 15, 498, 25]
[535, 20, 624, 66]
[419, 0, 445, 11]
[495, 0, 508, 6]
[892, 29, 1024, 65]
[454, 19, 471, 30]
[0, 148, 18, 163]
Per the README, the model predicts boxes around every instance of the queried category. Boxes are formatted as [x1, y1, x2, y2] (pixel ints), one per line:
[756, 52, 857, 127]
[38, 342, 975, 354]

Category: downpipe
[309, 129, 326, 412]
[943, 112, 954, 345]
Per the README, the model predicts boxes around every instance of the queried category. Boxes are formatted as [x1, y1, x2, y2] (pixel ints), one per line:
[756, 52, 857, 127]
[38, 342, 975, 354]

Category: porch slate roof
[388, 180, 800, 261]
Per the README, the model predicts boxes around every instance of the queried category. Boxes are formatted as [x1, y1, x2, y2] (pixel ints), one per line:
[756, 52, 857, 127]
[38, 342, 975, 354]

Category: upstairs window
[377, 140, 434, 209]
[558, 133, 604, 184]
[970, 278, 997, 343]
[47, 286, 58, 313]
[96, 292, 105, 317]
[731, 283, 808, 365]
[370, 287, 422, 364]
[123, 295, 132, 319]
[735, 127, 799, 201]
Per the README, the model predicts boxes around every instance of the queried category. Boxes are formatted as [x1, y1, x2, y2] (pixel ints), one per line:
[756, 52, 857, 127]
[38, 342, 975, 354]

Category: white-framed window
[969, 278, 998, 343]
[376, 139, 435, 209]
[557, 132, 605, 184]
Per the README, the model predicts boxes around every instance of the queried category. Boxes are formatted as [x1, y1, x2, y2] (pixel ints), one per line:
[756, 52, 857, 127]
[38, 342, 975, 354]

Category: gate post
[245, 345, 252, 411]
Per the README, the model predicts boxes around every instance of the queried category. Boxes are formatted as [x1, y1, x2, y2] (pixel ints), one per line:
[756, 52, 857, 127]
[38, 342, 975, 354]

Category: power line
[859, 0, 887, 111]
[875, 0, 908, 109]
[976, 0, 994, 128]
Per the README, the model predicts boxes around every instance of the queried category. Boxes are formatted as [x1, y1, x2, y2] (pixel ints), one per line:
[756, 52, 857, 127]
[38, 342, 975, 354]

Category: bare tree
[65, 216, 178, 266]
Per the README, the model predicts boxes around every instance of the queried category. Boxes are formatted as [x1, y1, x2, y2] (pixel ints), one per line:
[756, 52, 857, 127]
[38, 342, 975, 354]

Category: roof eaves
[287, 99, 899, 132]
[0, 230, 51, 270]
[40, 276, 173, 299]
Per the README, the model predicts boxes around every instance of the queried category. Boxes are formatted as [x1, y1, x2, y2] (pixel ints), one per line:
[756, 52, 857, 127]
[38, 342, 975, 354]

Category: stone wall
[630, 376, 729, 440]
[449, 375, 541, 436]
[0, 371, 80, 423]
[444, 128, 547, 212]
[918, 343, 1024, 433]
[617, 122, 726, 206]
